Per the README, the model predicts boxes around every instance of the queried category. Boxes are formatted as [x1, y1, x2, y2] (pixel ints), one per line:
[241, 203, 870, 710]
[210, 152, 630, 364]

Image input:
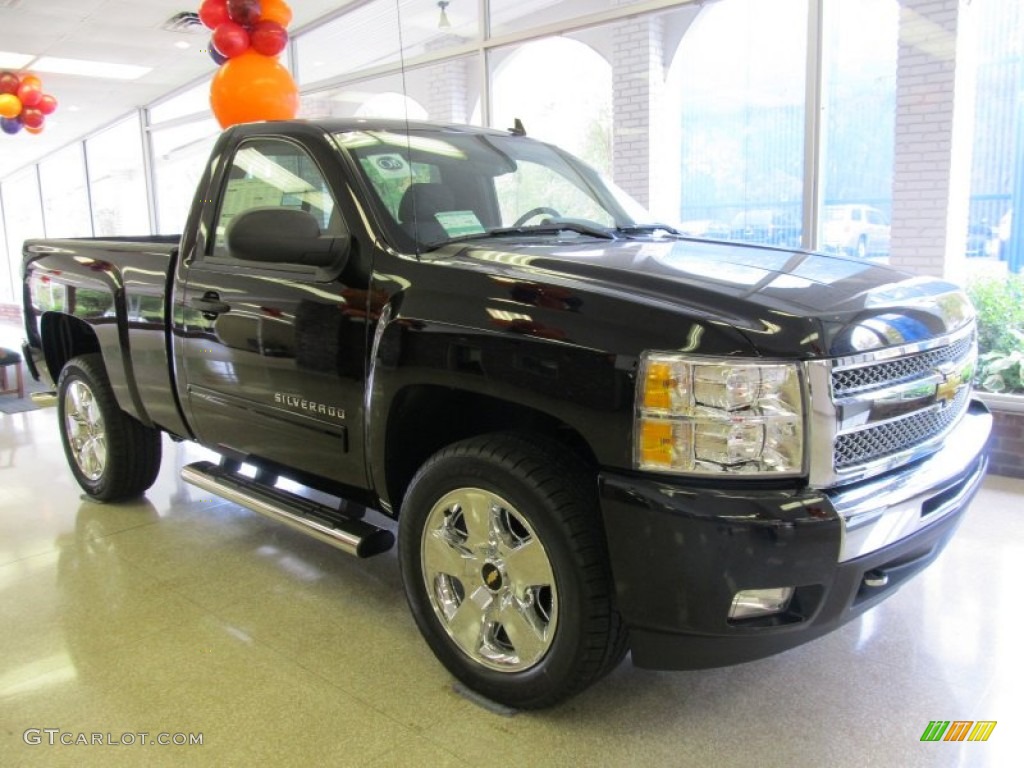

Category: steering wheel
[513, 207, 562, 227]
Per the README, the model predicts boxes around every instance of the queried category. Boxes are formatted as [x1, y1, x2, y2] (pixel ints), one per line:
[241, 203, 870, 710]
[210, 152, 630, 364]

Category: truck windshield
[332, 128, 656, 252]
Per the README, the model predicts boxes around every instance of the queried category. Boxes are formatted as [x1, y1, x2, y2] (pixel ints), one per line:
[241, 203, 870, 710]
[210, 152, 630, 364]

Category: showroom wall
[1, 0, 1021, 311]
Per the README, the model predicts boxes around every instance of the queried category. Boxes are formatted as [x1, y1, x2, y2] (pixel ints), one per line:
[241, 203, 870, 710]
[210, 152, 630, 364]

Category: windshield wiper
[431, 222, 617, 250]
[488, 222, 617, 240]
[614, 223, 681, 236]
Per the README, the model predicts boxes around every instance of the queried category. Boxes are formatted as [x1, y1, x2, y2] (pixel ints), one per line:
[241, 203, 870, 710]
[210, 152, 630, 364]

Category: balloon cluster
[200, 0, 299, 128]
[0, 72, 58, 136]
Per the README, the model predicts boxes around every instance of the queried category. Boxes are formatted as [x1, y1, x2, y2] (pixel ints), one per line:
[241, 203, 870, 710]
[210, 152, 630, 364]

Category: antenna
[509, 118, 527, 136]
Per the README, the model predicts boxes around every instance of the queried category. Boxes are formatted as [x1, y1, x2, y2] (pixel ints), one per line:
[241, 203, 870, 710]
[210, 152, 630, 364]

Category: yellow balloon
[0, 93, 22, 119]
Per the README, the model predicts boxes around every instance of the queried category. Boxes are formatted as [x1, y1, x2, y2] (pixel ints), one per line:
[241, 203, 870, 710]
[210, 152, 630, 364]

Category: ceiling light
[437, 1, 451, 29]
[175, 41, 191, 50]
[0, 50, 34, 69]
[31, 56, 151, 80]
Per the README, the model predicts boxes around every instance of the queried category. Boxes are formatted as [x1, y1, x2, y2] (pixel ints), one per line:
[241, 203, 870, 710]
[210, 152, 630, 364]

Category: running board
[180, 461, 394, 558]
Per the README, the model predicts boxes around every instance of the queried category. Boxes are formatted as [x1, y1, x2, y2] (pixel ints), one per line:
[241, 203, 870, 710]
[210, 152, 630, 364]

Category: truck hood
[434, 236, 973, 358]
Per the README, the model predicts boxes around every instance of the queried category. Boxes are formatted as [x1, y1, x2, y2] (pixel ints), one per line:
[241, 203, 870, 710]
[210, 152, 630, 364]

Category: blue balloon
[208, 38, 228, 66]
[1, 116, 22, 134]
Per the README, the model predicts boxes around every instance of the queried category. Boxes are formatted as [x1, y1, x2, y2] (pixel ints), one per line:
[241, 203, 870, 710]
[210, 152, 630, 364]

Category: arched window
[486, 38, 612, 176]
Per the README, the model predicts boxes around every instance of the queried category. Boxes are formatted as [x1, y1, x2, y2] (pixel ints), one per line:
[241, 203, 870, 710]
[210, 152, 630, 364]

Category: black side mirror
[226, 207, 349, 268]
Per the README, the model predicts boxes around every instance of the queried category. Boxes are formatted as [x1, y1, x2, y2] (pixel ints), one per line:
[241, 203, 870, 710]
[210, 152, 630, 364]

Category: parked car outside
[998, 210, 1013, 261]
[728, 208, 801, 248]
[822, 204, 890, 259]
[965, 221, 999, 258]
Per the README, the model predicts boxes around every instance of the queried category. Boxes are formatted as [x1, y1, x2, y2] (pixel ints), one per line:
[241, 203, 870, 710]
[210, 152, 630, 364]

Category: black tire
[398, 433, 627, 709]
[57, 354, 162, 501]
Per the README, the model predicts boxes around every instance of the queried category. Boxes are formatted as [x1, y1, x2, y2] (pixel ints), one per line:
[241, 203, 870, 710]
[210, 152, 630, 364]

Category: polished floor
[1, 362, 1021, 766]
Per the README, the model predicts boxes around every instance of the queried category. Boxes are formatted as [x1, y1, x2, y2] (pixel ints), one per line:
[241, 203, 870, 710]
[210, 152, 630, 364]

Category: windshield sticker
[435, 210, 486, 237]
[366, 153, 410, 179]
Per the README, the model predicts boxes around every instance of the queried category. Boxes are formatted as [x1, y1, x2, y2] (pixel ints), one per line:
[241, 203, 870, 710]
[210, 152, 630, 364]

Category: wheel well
[384, 385, 598, 514]
[40, 312, 101, 382]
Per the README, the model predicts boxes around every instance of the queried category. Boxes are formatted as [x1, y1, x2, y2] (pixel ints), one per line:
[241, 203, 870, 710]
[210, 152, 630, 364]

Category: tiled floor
[1, 337, 1020, 766]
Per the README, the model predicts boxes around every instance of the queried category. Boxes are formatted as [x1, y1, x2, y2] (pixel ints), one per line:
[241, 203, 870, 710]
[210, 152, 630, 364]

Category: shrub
[967, 274, 1024, 394]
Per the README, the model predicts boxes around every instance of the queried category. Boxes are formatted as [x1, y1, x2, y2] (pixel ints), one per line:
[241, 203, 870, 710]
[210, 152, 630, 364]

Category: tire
[398, 433, 627, 709]
[855, 236, 868, 259]
[57, 353, 162, 502]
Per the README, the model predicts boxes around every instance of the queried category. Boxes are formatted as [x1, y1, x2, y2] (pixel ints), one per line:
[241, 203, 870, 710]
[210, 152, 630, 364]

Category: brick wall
[889, 0, 974, 278]
[987, 410, 1024, 479]
[611, 15, 665, 208]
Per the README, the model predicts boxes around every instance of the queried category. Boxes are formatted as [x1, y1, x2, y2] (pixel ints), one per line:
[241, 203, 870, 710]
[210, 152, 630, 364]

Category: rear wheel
[58, 354, 162, 501]
[398, 433, 627, 709]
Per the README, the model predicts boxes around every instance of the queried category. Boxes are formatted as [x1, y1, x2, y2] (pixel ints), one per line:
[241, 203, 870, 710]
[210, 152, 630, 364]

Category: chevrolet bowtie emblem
[935, 365, 966, 405]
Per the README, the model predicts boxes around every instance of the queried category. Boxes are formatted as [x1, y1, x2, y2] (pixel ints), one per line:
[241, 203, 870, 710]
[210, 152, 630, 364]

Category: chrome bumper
[829, 400, 991, 562]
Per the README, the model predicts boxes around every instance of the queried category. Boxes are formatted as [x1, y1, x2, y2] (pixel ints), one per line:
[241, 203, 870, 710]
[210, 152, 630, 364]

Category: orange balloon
[259, 0, 293, 27]
[209, 50, 298, 128]
[25, 124, 44, 134]
[20, 74, 42, 90]
[0, 92, 21, 119]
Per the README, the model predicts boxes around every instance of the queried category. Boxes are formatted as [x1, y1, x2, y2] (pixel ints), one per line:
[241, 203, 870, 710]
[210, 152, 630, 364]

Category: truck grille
[833, 385, 972, 470]
[806, 324, 977, 488]
[832, 332, 975, 398]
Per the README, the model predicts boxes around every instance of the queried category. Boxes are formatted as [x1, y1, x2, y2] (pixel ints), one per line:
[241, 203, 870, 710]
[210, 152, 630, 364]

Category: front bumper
[599, 401, 991, 670]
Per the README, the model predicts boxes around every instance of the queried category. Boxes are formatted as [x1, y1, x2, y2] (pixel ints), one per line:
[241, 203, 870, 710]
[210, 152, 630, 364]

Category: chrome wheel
[63, 379, 107, 481]
[421, 487, 557, 672]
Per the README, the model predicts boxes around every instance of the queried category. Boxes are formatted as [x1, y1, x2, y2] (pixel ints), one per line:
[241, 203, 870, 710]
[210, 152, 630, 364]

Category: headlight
[635, 353, 805, 476]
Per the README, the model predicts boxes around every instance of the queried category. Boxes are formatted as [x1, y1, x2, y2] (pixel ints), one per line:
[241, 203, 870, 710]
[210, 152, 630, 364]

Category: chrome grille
[834, 386, 971, 470]
[832, 332, 975, 398]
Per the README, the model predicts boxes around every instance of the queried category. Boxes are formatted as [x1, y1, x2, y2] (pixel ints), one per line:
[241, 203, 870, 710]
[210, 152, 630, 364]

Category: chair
[0, 347, 25, 399]
[398, 182, 456, 246]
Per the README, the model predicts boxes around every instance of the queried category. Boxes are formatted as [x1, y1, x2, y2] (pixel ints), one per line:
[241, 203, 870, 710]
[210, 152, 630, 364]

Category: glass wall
[0, 0, 1021, 318]
[150, 118, 220, 235]
[672, 0, 808, 246]
[86, 115, 150, 236]
[1, 169, 44, 306]
[818, 0, 898, 261]
[38, 145, 93, 239]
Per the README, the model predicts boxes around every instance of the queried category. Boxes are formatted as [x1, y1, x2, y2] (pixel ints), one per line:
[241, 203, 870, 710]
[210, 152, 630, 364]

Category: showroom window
[86, 114, 151, 236]
[38, 145, 93, 240]
[150, 118, 221, 235]
[0, 168, 44, 306]
[487, 37, 612, 177]
[670, 0, 808, 247]
[0, 199, 9, 305]
[295, 0, 478, 87]
[818, 0, 897, 261]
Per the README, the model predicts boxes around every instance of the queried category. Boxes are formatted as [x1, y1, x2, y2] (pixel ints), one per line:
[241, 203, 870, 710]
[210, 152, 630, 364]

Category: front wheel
[398, 434, 627, 709]
[58, 354, 162, 501]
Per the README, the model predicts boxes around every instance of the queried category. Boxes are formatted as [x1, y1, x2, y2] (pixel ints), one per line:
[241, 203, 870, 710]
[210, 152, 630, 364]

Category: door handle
[190, 292, 230, 320]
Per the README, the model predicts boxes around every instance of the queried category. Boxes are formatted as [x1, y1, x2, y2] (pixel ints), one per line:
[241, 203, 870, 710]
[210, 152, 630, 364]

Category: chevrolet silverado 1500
[21, 119, 991, 708]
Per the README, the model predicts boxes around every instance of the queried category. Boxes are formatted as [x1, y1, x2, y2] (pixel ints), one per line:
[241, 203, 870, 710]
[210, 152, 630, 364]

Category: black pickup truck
[21, 119, 991, 709]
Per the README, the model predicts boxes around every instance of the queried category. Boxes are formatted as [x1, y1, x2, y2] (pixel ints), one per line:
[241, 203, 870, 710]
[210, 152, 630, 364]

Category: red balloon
[258, 0, 292, 27]
[227, 0, 262, 26]
[198, 0, 229, 29]
[209, 50, 298, 128]
[0, 71, 19, 94]
[212, 21, 251, 59]
[250, 21, 288, 57]
[20, 108, 44, 129]
[37, 94, 58, 115]
[17, 82, 41, 107]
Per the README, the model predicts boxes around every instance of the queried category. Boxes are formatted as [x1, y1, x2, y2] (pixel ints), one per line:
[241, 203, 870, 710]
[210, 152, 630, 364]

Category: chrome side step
[180, 460, 394, 558]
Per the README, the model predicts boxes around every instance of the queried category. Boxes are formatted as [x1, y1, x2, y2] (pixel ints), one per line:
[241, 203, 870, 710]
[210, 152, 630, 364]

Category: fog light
[729, 587, 794, 619]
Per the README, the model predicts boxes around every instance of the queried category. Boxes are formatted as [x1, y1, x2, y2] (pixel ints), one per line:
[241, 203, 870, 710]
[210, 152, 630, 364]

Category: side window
[213, 138, 344, 258]
[851, 208, 863, 221]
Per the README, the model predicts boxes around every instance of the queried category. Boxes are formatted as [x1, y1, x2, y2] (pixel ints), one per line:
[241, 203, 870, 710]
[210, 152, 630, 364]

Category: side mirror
[226, 207, 349, 268]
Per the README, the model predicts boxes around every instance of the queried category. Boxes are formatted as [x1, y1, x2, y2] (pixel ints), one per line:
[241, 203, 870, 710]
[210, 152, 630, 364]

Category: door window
[212, 139, 344, 258]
